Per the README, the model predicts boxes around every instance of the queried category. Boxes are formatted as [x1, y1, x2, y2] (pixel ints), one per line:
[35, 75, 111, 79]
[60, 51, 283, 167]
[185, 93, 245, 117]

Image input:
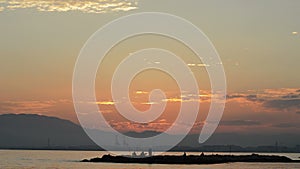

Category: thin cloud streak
[0, 0, 138, 13]
[0, 100, 57, 114]
[187, 63, 210, 67]
[272, 123, 300, 128]
[95, 101, 115, 105]
[220, 120, 261, 126]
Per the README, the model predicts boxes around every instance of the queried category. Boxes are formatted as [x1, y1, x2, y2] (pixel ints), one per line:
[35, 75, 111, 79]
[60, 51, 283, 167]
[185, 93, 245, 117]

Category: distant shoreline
[0, 147, 300, 153]
[1, 148, 300, 153]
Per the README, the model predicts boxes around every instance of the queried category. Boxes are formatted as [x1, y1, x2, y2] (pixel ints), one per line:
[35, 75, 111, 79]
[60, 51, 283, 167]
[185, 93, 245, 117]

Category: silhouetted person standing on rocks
[132, 152, 137, 158]
[140, 151, 145, 158]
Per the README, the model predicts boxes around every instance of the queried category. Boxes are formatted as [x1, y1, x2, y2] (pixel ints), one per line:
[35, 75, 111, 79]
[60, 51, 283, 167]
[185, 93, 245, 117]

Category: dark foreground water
[1, 150, 300, 169]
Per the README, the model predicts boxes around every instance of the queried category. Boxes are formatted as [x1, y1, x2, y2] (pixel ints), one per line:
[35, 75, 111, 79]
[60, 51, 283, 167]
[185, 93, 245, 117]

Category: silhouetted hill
[0, 114, 98, 149]
[1, 114, 300, 152]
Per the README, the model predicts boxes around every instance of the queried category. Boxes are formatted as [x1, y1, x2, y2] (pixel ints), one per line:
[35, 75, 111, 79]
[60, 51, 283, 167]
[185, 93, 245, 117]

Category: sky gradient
[0, 0, 300, 135]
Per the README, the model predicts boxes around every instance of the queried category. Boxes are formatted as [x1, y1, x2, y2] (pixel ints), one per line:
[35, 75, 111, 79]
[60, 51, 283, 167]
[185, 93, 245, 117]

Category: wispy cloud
[263, 99, 300, 111]
[187, 63, 210, 67]
[162, 98, 183, 102]
[220, 120, 261, 126]
[226, 88, 300, 113]
[226, 94, 263, 103]
[0, 100, 56, 114]
[272, 122, 300, 128]
[0, 0, 138, 13]
[109, 119, 171, 133]
[161, 91, 211, 103]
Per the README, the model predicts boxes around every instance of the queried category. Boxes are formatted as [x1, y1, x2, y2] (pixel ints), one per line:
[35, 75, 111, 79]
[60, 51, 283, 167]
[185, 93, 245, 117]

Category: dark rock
[82, 154, 298, 165]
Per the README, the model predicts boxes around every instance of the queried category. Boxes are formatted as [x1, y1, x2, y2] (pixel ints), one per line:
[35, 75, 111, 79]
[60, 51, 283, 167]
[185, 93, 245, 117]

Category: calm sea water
[1, 150, 300, 169]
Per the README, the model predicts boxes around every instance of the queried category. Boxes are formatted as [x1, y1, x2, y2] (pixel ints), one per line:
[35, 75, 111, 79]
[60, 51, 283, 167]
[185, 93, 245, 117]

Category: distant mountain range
[1, 114, 300, 152]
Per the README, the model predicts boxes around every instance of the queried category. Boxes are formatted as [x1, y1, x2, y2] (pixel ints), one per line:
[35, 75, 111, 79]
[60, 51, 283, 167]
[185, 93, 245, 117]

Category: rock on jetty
[81, 153, 299, 164]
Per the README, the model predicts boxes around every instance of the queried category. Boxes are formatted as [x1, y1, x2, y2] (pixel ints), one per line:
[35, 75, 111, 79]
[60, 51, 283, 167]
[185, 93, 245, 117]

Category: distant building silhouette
[148, 148, 152, 157]
[115, 135, 120, 145]
[47, 138, 51, 148]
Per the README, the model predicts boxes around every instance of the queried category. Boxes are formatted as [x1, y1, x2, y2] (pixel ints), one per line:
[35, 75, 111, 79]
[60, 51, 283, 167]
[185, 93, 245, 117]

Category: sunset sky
[0, 0, 300, 135]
